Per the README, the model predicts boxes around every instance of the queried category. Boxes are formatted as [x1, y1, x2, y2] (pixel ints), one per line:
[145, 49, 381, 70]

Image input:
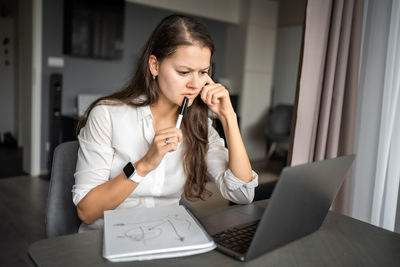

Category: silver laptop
[199, 155, 355, 261]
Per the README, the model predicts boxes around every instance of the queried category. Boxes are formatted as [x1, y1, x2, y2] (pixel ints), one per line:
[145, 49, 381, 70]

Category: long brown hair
[77, 14, 215, 200]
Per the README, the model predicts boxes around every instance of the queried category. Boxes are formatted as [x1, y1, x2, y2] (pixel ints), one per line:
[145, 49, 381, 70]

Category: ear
[148, 55, 159, 76]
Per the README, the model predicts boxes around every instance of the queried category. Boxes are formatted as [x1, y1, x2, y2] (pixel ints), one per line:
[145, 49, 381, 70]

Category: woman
[72, 14, 258, 231]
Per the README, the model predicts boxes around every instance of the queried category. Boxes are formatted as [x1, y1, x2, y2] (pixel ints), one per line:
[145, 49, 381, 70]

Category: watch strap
[129, 172, 145, 183]
[123, 162, 144, 183]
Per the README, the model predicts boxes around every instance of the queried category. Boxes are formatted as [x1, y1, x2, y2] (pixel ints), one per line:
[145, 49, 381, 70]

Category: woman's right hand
[135, 127, 182, 176]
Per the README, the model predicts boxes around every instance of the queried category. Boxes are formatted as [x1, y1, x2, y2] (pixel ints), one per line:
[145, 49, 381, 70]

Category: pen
[175, 97, 189, 129]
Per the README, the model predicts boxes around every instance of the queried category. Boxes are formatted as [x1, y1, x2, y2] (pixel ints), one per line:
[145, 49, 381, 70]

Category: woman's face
[151, 44, 211, 107]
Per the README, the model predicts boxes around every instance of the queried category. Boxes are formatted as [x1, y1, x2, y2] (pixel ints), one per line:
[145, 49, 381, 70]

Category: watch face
[123, 162, 135, 178]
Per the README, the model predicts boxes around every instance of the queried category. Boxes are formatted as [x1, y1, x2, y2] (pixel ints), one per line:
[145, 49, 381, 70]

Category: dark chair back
[253, 180, 277, 201]
[45, 141, 81, 238]
[264, 104, 293, 141]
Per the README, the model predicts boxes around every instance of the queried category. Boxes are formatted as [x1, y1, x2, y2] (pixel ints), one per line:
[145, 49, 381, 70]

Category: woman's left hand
[200, 75, 235, 118]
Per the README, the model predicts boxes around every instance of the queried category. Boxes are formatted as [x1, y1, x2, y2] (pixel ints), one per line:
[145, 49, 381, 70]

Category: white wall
[238, 0, 279, 160]
[127, 0, 241, 24]
[272, 25, 303, 106]
[16, 0, 42, 176]
[31, 0, 42, 176]
[224, 1, 248, 94]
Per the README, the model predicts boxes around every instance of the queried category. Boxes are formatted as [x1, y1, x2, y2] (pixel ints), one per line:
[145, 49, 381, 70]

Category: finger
[211, 93, 220, 105]
[155, 127, 180, 135]
[205, 87, 223, 106]
[201, 85, 217, 104]
[205, 74, 215, 85]
[157, 139, 178, 154]
[155, 128, 180, 141]
[163, 129, 182, 142]
[156, 129, 183, 146]
[201, 77, 218, 100]
[207, 90, 216, 106]
[203, 82, 221, 92]
[212, 89, 230, 104]
[163, 136, 179, 146]
[177, 129, 183, 142]
[166, 142, 178, 152]
[155, 135, 175, 147]
[210, 87, 227, 105]
[200, 84, 210, 102]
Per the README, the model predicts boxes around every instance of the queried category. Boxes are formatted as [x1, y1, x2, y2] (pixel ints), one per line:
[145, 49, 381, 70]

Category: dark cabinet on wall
[63, 0, 125, 60]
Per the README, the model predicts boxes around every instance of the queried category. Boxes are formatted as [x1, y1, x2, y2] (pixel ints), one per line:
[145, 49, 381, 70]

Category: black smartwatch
[123, 162, 144, 183]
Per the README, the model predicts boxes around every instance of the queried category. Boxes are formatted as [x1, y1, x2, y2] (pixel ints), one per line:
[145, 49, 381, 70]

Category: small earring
[152, 75, 156, 80]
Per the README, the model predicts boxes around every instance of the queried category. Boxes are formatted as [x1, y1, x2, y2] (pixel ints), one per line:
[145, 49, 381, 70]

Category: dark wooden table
[28, 200, 400, 267]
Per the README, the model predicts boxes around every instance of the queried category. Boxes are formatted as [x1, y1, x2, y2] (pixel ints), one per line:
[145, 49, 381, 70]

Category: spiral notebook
[103, 205, 216, 262]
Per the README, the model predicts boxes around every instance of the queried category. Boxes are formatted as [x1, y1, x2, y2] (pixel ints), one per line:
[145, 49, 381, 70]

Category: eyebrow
[176, 65, 210, 71]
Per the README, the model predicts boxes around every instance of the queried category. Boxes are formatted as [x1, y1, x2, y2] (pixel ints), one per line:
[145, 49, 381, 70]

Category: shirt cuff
[72, 184, 93, 206]
[223, 169, 259, 191]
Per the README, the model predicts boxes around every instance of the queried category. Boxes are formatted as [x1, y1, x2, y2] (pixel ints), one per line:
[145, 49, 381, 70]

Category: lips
[183, 94, 196, 99]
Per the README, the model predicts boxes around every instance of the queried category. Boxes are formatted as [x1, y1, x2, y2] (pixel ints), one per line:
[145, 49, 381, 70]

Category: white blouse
[72, 103, 258, 231]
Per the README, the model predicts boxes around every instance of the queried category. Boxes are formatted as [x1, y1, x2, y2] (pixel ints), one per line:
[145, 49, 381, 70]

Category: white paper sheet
[103, 205, 215, 261]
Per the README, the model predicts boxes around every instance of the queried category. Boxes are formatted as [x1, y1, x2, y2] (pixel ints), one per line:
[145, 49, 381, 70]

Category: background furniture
[253, 181, 277, 202]
[45, 141, 81, 238]
[264, 104, 293, 160]
[29, 200, 400, 266]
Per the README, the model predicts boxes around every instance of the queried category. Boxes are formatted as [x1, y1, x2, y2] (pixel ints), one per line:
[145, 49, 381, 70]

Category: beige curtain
[289, 0, 364, 215]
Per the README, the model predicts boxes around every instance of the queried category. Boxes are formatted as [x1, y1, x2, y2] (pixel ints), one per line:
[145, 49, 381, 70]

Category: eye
[178, 71, 189, 75]
[200, 71, 208, 75]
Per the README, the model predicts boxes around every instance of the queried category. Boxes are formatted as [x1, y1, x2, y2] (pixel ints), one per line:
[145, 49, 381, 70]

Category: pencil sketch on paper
[113, 214, 192, 244]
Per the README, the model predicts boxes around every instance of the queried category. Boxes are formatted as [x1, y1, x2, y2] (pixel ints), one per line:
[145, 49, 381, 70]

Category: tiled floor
[0, 176, 49, 267]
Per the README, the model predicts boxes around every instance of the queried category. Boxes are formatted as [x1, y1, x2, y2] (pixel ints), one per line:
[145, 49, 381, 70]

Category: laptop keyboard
[212, 220, 260, 254]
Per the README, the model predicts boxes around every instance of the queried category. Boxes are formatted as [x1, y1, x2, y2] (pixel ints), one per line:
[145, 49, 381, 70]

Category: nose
[187, 74, 203, 90]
